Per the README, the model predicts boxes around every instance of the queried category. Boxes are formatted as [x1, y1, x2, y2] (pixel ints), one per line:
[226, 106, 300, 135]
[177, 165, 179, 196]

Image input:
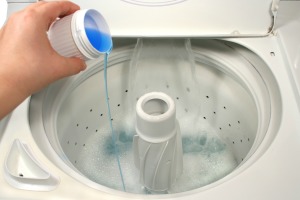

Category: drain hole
[19, 173, 24, 177]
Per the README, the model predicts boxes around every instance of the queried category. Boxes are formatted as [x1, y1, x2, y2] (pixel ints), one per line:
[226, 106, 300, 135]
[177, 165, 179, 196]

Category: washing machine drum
[29, 39, 280, 194]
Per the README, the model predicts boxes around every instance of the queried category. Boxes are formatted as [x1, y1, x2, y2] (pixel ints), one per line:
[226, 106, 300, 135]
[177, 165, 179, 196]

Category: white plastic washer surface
[0, 0, 7, 28]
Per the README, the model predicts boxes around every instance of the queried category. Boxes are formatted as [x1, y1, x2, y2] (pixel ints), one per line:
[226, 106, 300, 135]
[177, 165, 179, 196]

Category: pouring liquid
[103, 52, 126, 191]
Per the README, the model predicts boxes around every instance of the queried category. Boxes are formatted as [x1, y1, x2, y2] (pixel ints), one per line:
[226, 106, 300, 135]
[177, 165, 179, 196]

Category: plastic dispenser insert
[133, 92, 183, 192]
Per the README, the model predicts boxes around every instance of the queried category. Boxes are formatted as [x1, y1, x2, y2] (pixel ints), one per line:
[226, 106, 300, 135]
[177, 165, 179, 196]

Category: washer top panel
[0, 0, 7, 28]
[71, 0, 276, 37]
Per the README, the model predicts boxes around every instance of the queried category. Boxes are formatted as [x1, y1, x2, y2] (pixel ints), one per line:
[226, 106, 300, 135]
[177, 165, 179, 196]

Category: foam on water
[75, 115, 238, 194]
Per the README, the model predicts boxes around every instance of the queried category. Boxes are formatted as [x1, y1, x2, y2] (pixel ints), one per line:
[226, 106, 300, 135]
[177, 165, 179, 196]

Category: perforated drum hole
[240, 139, 243, 143]
[223, 106, 227, 109]
[90, 109, 93, 112]
[100, 114, 103, 117]
[203, 117, 206, 119]
[186, 87, 190, 92]
[19, 173, 24, 177]
[125, 89, 128, 93]
[86, 127, 88, 130]
[176, 97, 179, 100]
[229, 124, 231, 127]
[185, 108, 188, 112]
[213, 111, 216, 114]
[206, 96, 209, 99]
[118, 104, 121, 107]
[75, 142, 77, 146]
[270, 52, 275, 56]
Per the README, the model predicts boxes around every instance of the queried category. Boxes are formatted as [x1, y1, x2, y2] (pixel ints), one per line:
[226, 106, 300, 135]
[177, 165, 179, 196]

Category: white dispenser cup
[48, 9, 112, 60]
[133, 92, 183, 192]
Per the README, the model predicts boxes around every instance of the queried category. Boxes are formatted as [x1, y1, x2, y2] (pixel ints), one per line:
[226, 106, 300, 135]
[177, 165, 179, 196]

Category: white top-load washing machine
[1, 0, 300, 199]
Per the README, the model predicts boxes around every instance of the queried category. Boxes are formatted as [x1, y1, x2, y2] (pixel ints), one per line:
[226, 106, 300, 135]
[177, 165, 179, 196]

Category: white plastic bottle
[48, 9, 112, 60]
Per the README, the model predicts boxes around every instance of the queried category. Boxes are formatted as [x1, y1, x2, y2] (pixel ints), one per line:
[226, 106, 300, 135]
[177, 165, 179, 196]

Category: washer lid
[72, 0, 279, 37]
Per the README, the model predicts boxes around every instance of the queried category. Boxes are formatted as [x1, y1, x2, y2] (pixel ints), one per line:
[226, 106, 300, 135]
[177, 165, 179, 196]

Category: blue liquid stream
[103, 53, 126, 191]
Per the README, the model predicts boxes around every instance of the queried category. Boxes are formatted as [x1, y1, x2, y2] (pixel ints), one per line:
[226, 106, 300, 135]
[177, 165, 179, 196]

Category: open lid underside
[71, 0, 277, 37]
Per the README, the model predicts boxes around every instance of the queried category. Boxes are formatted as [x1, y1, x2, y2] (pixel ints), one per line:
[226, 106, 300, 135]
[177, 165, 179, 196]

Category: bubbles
[75, 122, 238, 194]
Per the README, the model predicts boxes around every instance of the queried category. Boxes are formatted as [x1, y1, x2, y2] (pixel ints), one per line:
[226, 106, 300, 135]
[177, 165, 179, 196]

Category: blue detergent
[85, 15, 112, 53]
[103, 53, 126, 191]
[83, 12, 125, 190]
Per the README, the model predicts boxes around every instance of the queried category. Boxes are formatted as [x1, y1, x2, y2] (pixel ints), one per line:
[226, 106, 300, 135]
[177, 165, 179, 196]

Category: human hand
[0, 1, 87, 118]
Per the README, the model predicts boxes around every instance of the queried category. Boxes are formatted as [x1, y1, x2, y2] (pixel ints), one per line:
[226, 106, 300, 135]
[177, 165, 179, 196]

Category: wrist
[0, 67, 28, 119]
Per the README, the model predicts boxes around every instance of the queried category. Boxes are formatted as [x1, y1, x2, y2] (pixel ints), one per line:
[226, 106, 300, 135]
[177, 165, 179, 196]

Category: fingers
[59, 57, 87, 78]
